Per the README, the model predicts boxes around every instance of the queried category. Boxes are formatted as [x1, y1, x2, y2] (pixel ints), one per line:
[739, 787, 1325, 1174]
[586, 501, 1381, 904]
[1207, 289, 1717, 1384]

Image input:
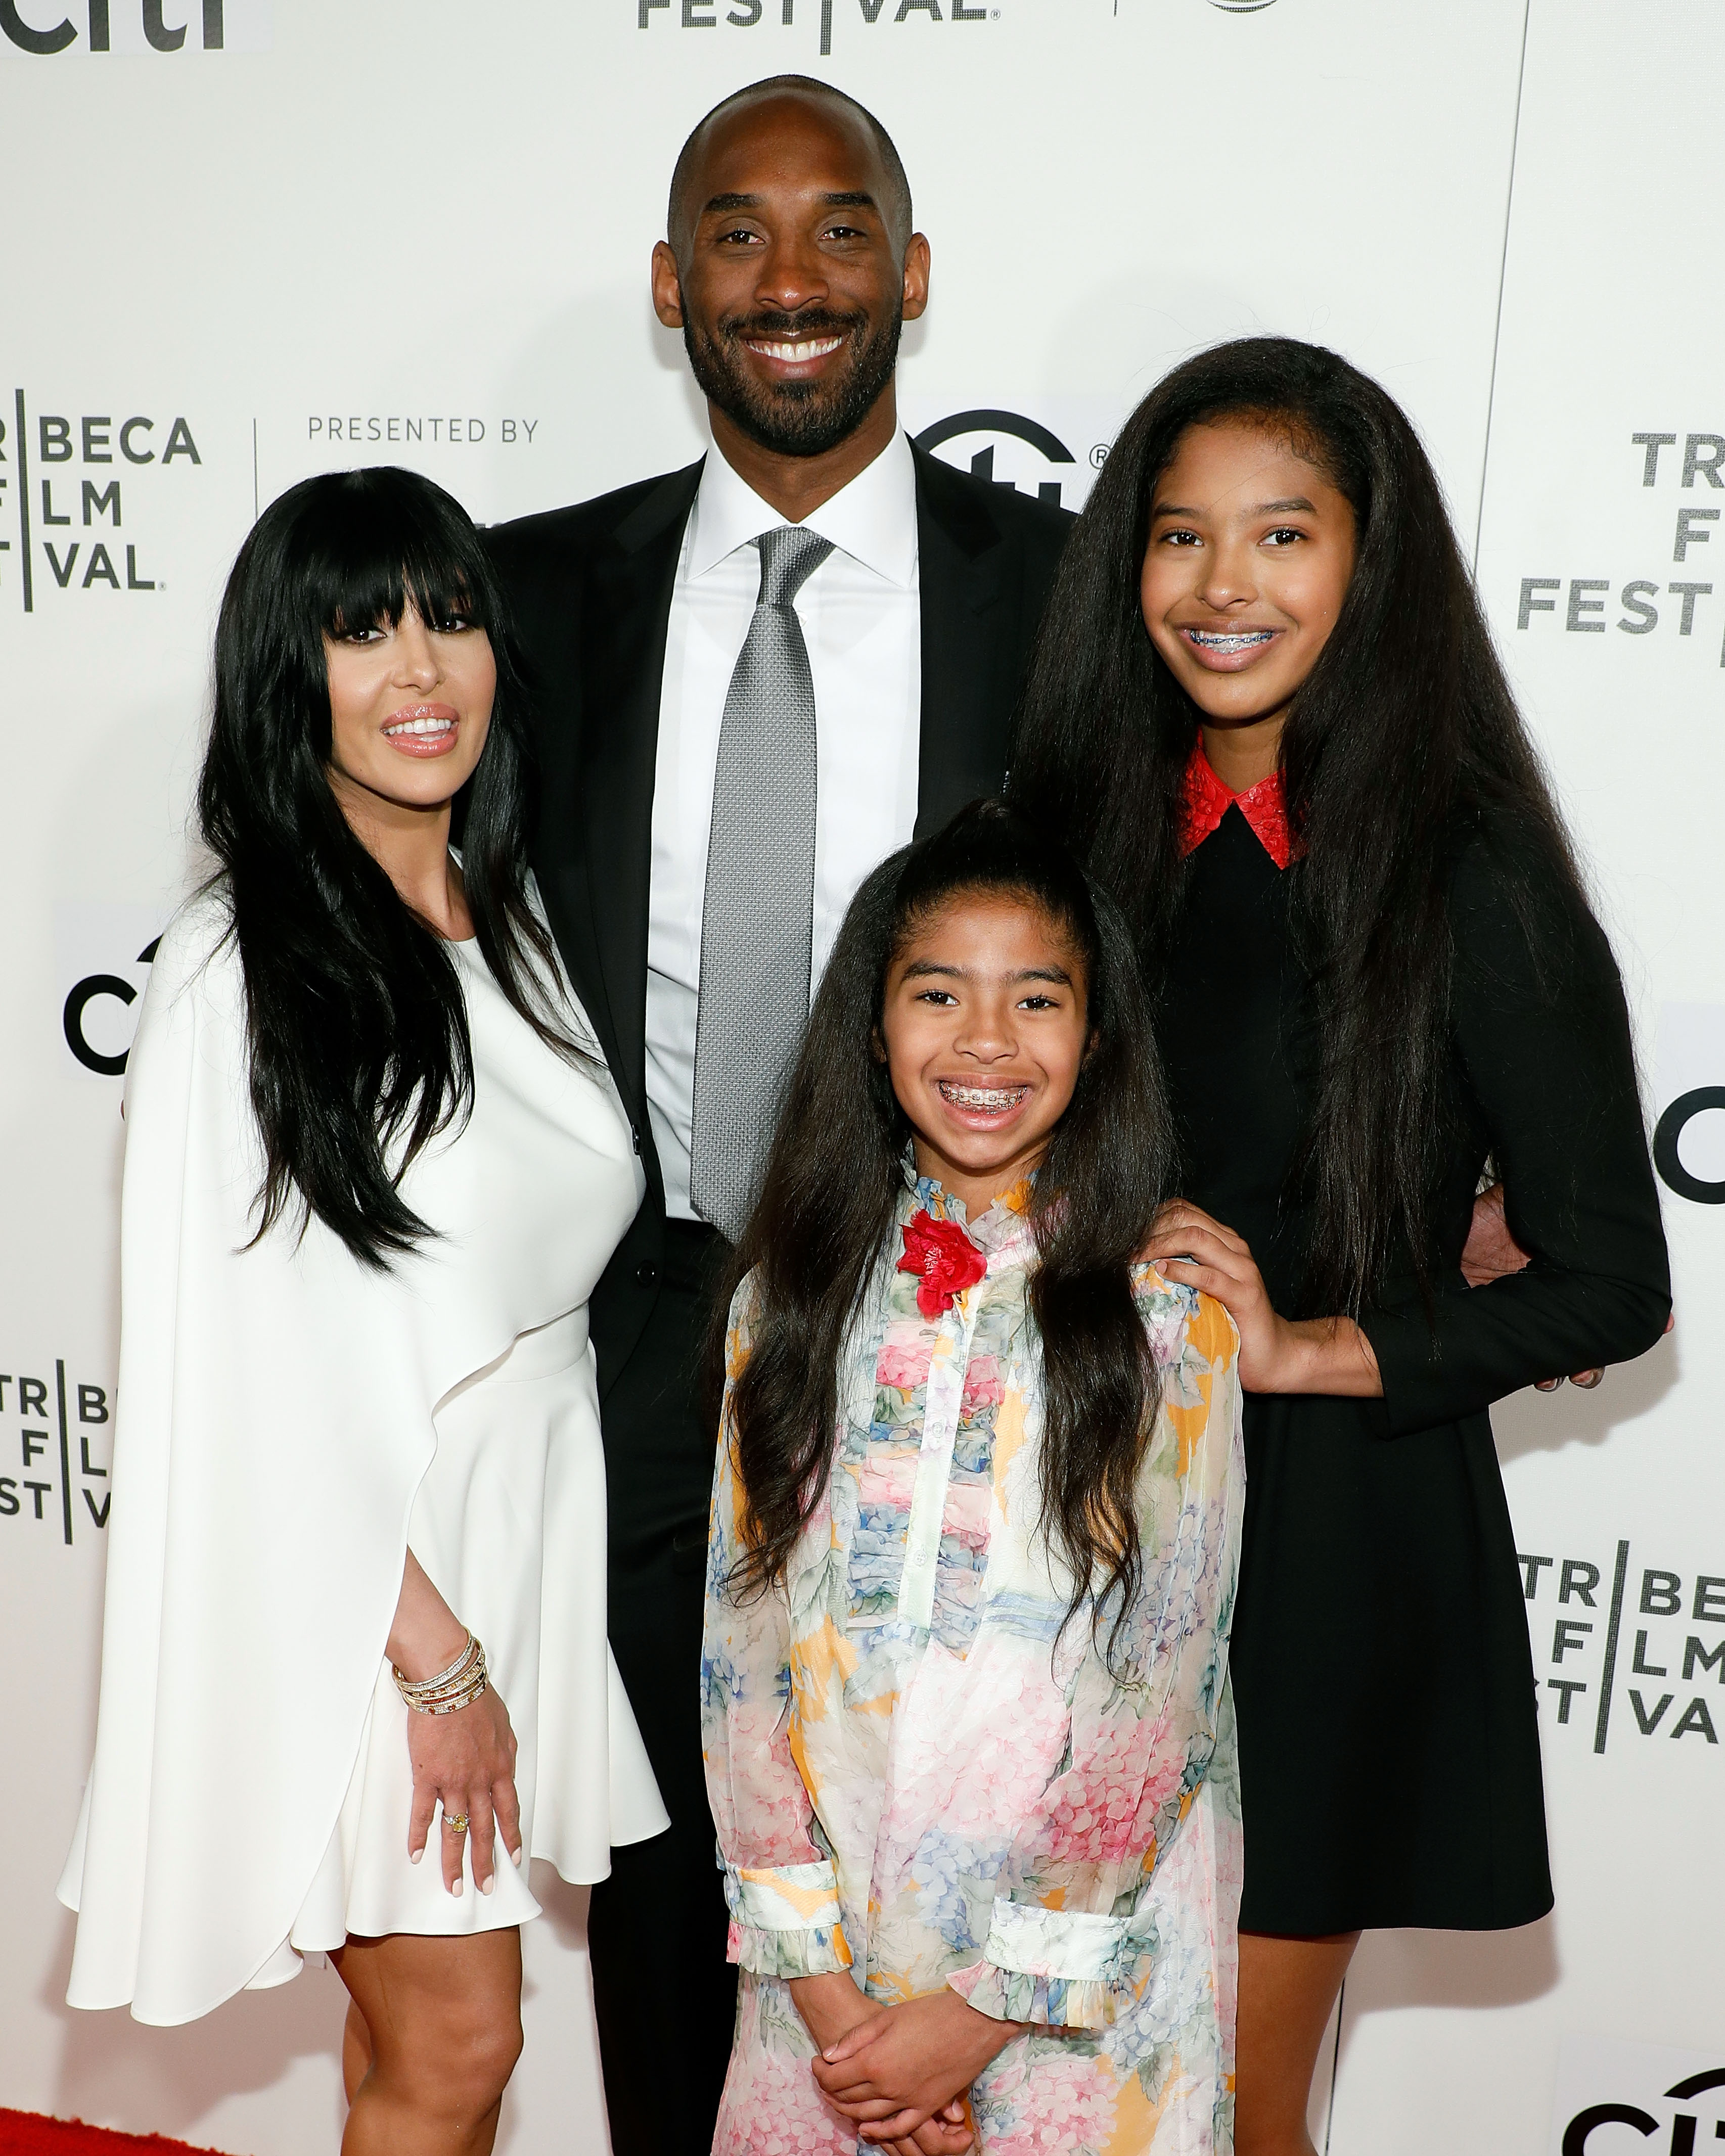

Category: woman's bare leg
[331, 1929, 524, 2156]
[1234, 1930, 1359, 2156]
[341, 1999, 372, 2105]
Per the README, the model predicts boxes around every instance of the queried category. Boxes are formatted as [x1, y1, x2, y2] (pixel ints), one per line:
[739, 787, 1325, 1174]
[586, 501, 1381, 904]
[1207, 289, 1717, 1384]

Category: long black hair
[1009, 336, 1586, 1317]
[724, 800, 1176, 1650]
[198, 465, 576, 1270]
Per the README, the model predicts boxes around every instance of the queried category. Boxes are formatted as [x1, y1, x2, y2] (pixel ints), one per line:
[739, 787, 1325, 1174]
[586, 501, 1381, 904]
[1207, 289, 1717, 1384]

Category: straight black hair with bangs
[198, 464, 579, 1270]
[722, 800, 1177, 1660]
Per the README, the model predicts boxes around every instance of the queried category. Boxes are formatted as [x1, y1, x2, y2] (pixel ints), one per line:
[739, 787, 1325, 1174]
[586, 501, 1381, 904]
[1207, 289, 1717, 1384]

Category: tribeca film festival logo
[1516, 429, 1725, 668]
[0, 1, 268, 54]
[638, 0, 994, 63]
[0, 1365, 113, 1546]
[1522, 1541, 1722, 1753]
[1, 392, 203, 616]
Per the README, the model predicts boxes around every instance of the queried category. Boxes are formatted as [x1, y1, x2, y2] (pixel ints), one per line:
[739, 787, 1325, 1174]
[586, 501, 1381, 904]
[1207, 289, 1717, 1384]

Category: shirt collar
[1179, 737, 1299, 870]
[900, 1166, 1037, 1256]
[686, 427, 918, 588]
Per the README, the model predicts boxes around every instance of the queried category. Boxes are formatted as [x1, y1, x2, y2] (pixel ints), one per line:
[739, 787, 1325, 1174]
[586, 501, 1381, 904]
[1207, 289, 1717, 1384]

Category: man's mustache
[715, 308, 867, 344]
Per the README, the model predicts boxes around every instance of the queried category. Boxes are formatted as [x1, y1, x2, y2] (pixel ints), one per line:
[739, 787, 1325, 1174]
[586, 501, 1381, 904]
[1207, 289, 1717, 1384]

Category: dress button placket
[896, 1258, 988, 1632]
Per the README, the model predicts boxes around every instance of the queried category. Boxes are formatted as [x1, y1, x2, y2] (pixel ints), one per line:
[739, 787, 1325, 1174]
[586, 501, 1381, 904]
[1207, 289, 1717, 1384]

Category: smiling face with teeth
[652, 86, 929, 516]
[324, 601, 495, 851]
[1140, 419, 1357, 793]
[878, 892, 1091, 1220]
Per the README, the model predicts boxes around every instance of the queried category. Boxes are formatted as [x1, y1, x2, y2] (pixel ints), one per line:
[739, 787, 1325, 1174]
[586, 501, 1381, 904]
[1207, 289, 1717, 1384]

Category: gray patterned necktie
[688, 524, 835, 1242]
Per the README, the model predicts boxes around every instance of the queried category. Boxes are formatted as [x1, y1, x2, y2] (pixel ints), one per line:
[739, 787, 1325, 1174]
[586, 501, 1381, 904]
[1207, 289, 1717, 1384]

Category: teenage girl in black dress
[1009, 337, 1671, 2156]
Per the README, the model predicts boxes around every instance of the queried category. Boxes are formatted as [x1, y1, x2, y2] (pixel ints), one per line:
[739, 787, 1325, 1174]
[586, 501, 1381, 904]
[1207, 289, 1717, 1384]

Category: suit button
[635, 1263, 658, 1288]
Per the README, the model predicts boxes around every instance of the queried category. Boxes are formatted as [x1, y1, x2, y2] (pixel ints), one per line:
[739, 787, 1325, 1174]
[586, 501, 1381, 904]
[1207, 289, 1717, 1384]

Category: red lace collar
[1178, 739, 1298, 870]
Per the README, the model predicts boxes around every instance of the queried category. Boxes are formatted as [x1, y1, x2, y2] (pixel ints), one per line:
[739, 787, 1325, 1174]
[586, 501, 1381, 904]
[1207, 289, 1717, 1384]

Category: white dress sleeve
[58, 894, 617, 2025]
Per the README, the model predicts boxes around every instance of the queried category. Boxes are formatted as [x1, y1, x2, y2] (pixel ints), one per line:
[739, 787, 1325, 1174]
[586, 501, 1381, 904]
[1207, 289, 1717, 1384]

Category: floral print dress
[701, 1176, 1245, 2155]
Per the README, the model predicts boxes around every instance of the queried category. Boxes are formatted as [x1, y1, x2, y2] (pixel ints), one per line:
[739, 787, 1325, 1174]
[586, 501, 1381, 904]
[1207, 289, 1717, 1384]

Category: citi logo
[1207, 0, 1277, 12]
[64, 937, 160, 1077]
[914, 409, 1079, 511]
[1655, 1086, 1725, 1205]
[0, 1, 265, 53]
[1563, 2065, 1725, 2153]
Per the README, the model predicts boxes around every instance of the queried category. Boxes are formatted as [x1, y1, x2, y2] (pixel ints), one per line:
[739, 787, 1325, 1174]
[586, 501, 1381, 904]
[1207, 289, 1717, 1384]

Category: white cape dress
[58, 889, 668, 2025]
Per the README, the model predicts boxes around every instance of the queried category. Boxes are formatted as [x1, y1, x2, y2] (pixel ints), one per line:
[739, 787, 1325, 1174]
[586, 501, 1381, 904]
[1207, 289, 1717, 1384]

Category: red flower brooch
[897, 1210, 987, 1318]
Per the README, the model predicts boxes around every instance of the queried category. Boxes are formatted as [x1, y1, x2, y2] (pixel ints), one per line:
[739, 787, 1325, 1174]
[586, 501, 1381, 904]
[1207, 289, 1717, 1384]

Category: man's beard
[683, 301, 904, 458]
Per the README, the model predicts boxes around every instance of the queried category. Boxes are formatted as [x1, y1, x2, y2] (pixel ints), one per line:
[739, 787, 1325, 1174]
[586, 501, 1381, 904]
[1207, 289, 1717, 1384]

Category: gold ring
[444, 1813, 469, 1834]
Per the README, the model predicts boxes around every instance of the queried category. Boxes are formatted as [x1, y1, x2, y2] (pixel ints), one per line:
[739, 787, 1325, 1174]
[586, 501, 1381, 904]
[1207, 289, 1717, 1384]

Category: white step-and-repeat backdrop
[2, 3, 1718, 2150]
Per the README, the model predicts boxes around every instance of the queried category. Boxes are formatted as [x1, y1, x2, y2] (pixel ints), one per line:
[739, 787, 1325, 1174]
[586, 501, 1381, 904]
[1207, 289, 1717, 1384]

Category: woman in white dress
[58, 466, 668, 2154]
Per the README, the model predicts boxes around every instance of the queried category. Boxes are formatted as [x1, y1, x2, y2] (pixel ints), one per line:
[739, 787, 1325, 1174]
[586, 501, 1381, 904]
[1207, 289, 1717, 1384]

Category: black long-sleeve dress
[1157, 801, 1671, 1933]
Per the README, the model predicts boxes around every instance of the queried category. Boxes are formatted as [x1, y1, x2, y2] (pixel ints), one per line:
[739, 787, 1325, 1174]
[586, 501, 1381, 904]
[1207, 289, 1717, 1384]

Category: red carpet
[0, 2114, 236, 2154]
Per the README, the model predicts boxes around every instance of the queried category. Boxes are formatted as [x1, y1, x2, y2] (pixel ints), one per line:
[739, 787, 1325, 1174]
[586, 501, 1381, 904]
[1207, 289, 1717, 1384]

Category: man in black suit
[488, 75, 1071, 2154]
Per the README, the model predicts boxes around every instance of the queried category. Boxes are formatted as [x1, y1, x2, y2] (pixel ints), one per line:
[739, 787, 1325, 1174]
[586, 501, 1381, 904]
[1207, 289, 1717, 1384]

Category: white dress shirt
[646, 429, 922, 1221]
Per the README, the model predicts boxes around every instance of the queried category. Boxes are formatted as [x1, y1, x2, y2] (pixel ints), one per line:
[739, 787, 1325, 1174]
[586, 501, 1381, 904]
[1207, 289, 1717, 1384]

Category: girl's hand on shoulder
[1142, 1202, 1382, 1397]
[405, 1683, 522, 1896]
[1142, 1202, 1294, 1389]
[812, 1990, 1019, 2147]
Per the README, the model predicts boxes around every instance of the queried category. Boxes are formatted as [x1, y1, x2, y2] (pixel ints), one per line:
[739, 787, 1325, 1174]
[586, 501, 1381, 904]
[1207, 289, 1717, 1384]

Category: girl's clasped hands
[792, 1971, 1028, 2152]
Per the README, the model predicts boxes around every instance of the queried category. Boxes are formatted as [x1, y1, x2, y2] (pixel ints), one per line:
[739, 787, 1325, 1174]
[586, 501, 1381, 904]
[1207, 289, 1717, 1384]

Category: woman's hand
[812, 1990, 1021, 2148]
[1460, 1181, 1527, 1290]
[405, 1682, 522, 1896]
[1142, 1201, 1382, 1397]
[1463, 1183, 1612, 1389]
[388, 1547, 522, 1895]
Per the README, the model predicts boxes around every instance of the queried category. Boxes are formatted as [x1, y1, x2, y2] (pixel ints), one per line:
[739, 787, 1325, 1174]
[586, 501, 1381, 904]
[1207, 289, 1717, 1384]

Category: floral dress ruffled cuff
[947, 1899, 1149, 2031]
[722, 1859, 854, 1980]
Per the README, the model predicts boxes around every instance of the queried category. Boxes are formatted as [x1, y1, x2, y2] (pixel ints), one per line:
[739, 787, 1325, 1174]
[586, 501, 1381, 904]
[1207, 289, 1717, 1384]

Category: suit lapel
[912, 443, 1012, 838]
[577, 462, 702, 1123]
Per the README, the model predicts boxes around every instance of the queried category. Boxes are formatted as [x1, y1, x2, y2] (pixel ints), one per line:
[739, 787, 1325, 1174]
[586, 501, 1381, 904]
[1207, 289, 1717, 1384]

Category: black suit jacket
[487, 443, 1072, 1412]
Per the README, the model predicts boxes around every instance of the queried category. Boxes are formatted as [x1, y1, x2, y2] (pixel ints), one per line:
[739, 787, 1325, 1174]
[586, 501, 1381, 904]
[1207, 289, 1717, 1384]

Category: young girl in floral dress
[701, 801, 1245, 2156]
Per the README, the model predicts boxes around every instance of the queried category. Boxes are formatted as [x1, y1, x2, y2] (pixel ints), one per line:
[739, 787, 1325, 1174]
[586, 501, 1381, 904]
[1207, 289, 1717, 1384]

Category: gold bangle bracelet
[393, 1633, 487, 1712]
[392, 1629, 474, 1694]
